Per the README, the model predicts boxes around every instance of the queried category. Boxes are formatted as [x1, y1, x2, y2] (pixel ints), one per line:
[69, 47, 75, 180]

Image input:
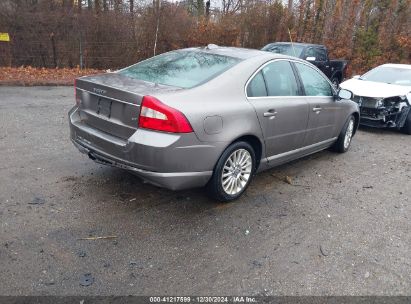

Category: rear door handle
[263, 110, 277, 119]
[313, 107, 322, 112]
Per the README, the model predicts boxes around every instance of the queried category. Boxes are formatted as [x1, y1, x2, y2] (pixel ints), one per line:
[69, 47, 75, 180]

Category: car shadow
[64, 146, 340, 222]
[358, 125, 405, 136]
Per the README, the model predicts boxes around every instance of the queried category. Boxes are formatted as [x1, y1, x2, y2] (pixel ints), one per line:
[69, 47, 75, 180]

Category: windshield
[361, 66, 411, 86]
[262, 44, 304, 57]
[118, 50, 240, 89]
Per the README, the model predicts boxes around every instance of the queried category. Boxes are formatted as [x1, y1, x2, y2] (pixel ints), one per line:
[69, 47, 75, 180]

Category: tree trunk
[205, 0, 210, 18]
[95, 0, 101, 13]
[288, 0, 293, 11]
[197, 0, 204, 16]
[50, 33, 57, 68]
[62, 0, 73, 7]
[114, 0, 121, 11]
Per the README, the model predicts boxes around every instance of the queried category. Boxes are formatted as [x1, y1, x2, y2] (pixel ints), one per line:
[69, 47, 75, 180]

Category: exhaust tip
[88, 153, 96, 161]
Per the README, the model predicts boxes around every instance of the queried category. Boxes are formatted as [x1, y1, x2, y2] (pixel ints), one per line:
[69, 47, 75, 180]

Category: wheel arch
[351, 111, 360, 134]
[230, 134, 263, 171]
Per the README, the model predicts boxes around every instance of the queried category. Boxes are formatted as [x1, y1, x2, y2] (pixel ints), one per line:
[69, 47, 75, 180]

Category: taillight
[138, 96, 193, 133]
[74, 79, 81, 106]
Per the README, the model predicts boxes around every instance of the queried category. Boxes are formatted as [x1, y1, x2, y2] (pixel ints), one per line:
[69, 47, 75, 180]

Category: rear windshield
[361, 66, 411, 86]
[118, 50, 240, 88]
[262, 44, 304, 58]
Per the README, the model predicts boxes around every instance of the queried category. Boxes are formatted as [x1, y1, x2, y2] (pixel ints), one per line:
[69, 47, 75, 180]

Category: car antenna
[288, 28, 297, 57]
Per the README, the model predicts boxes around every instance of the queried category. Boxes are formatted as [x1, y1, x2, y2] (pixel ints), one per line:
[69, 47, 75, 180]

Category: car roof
[178, 45, 299, 61]
[265, 42, 325, 48]
[379, 63, 411, 70]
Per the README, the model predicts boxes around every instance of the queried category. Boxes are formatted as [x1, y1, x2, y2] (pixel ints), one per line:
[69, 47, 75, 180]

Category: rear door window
[119, 50, 240, 89]
[261, 61, 299, 96]
[247, 71, 267, 97]
[315, 48, 327, 61]
[305, 47, 316, 59]
[294, 62, 333, 96]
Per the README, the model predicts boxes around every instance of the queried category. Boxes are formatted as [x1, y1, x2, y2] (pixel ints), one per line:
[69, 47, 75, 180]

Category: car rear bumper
[69, 106, 221, 190]
[71, 139, 212, 190]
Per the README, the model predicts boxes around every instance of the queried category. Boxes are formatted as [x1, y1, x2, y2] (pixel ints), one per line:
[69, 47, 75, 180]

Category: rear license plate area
[97, 98, 112, 118]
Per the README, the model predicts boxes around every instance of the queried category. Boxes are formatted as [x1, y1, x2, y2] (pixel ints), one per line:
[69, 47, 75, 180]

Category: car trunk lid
[75, 73, 181, 139]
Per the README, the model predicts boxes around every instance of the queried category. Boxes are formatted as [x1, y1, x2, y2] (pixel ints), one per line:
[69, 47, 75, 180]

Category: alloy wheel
[344, 118, 354, 149]
[221, 149, 253, 195]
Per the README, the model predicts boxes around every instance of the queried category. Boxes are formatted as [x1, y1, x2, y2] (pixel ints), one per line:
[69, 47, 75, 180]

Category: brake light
[138, 96, 193, 133]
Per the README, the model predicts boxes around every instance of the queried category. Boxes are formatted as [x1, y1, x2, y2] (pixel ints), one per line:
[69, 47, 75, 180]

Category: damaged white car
[340, 64, 411, 134]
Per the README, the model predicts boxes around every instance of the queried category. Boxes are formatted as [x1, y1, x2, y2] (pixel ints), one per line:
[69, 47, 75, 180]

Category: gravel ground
[0, 86, 410, 296]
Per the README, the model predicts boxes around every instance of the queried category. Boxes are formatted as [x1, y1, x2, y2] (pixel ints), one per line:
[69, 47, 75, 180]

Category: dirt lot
[0, 86, 410, 296]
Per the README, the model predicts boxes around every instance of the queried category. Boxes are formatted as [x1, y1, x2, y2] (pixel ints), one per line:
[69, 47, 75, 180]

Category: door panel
[247, 60, 309, 158]
[305, 97, 341, 144]
[293, 62, 341, 145]
[250, 98, 309, 156]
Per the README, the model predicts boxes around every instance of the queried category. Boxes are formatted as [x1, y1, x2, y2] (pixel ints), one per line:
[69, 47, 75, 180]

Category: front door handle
[263, 110, 277, 119]
[313, 107, 322, 113]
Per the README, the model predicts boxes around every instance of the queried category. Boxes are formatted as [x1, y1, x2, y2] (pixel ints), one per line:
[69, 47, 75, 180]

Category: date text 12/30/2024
[149, 297, 258, 303]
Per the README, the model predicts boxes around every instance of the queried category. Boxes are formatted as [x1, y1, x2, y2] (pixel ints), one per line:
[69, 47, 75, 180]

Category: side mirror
[352, 75, 361, 79]
[306, 56, 316, 61]
[337, 89, 353, 100]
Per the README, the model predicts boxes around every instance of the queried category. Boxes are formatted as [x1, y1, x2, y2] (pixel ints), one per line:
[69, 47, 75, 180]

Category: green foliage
[354, 26, 382, 67]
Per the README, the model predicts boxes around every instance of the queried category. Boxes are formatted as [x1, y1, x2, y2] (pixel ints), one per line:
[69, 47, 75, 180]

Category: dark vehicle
[262, 42, 348, 87]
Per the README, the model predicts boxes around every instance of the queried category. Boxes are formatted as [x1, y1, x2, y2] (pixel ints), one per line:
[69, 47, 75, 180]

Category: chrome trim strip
[77, 77, 147, 96]
[77, 87, 140, 107]
[302, 96, 334, 99]
[244, 58, 336, 99]
[247, 96, 333, 100]
[247, 96, 304, 100]
[266, 137, 337, 162]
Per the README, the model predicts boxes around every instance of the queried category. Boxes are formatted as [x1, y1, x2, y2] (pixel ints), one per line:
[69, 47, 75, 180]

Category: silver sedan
[69, 45, 359, 201]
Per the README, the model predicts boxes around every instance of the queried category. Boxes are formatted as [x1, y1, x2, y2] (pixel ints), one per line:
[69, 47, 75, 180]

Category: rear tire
[333, 115, 355, 153]
[401, 110, 411, 135]
[207, 141, 256, 202]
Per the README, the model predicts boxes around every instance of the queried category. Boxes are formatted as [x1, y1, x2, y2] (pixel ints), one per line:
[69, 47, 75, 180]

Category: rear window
[118, 50, 240, 89]
[262, 44, 304, 58]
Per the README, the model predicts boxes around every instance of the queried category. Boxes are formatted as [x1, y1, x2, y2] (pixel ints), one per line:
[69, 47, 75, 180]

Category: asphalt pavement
[0, 86, 410, 295]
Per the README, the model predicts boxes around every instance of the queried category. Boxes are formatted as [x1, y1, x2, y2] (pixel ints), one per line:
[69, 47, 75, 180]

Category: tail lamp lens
[138, 96, 193, 133]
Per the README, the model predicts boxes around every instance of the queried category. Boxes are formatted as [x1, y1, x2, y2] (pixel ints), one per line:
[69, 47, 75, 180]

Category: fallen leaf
[78, 236, 117, 240]
[284, 176, 292, 185]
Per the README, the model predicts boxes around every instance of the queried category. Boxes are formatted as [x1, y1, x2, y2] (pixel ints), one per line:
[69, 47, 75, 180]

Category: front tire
[207, 141, 256, 202]
[333, 115, 355, 153]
